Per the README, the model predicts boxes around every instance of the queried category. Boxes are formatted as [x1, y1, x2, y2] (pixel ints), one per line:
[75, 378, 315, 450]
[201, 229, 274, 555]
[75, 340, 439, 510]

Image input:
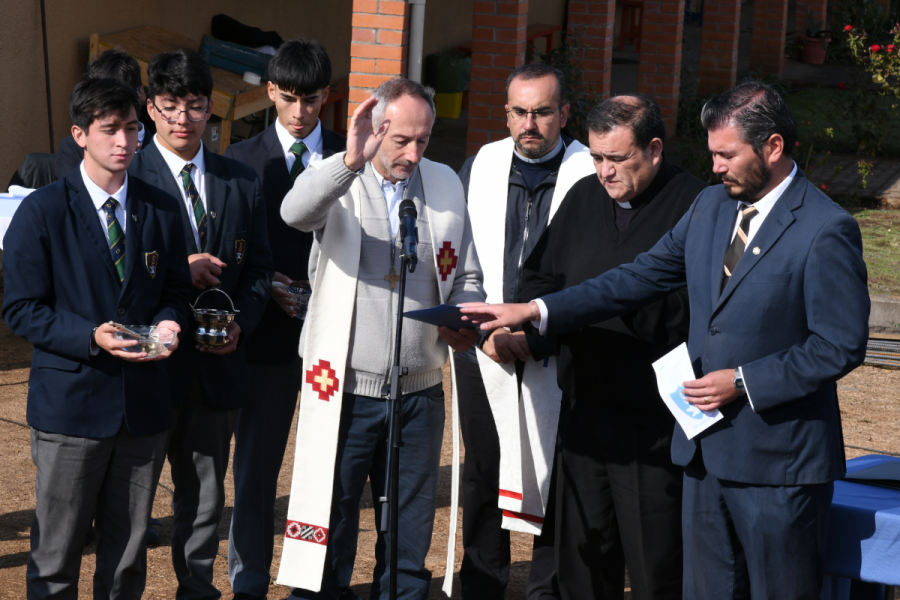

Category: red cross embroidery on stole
[436, 241, 459, 281]
[306, 360, 340, 401]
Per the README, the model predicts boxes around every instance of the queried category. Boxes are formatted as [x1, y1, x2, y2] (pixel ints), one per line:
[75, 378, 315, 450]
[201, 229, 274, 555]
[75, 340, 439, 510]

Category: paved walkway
[817, 155, 900, 207]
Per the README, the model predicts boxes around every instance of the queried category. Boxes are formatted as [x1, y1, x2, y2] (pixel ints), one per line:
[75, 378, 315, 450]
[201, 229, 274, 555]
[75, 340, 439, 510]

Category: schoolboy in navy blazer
[3, 78, 192, 600]
[127, 49, 272, 600]
[222, 39, 347, 599]
[462, 83, 870, 599]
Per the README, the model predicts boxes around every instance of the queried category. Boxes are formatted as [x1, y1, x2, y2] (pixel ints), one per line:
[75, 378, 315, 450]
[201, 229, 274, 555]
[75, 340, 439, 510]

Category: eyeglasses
[506, 107, 559, 124]
[152, 101, 210, 123]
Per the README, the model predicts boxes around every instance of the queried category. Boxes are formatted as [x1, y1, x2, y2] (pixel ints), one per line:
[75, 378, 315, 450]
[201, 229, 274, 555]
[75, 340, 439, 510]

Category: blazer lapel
[67, 175, 120, 285]
[709, 199, 738, 309]
[262, 126, 292, 202]
[120, 182, 147, 301]
[713, 177, 804, 312]
[203, 147, 231, 252]
[139, 143, 198, 253]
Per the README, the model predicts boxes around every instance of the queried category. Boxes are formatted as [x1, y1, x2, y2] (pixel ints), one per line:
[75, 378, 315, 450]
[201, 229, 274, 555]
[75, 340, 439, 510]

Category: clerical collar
[513, 136, 564, 163]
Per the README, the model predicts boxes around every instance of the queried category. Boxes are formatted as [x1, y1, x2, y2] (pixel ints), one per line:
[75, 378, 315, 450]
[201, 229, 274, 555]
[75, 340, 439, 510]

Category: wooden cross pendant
[385, 267, 401, 290]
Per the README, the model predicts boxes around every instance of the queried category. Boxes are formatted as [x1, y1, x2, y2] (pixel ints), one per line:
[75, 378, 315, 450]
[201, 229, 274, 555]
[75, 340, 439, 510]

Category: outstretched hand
[458, 302, 535, 333]
[343, 97, 391, 172]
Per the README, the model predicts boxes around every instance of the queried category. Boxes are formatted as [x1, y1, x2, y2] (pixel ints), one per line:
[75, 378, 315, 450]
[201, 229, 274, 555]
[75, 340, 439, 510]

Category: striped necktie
[101, 197, 126, 283]
[180, 163, 207, 251]
[289, 141, 307, 181]
[722, 204, 759, 291]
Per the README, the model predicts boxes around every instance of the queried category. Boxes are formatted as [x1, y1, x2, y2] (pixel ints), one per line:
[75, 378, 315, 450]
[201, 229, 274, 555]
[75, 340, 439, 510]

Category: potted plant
[798, 15, 832, 64]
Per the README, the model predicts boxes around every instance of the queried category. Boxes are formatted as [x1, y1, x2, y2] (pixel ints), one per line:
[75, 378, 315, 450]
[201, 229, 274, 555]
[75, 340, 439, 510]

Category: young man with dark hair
[58, 49, 155, 178]
[462, 81, 870, 598]
[223, 39, 346, 600]
[3, 77, 192, 599]
[129, 48, 273, 600]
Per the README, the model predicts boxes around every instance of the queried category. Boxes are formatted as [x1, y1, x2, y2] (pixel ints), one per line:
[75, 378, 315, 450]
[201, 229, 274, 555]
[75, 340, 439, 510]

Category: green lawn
[786, 88, 900, 158]
[854, 209, 900, 296]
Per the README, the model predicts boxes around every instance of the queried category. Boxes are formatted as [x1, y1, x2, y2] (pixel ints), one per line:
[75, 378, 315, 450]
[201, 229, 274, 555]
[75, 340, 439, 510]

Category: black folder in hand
[403, 304, 477, 330]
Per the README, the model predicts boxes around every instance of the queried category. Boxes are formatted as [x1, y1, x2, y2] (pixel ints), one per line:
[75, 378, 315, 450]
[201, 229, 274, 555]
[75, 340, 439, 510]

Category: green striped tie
[289, 141, 307, 181]
[102, 197, 126, 283]
[180, 163, 207, 251]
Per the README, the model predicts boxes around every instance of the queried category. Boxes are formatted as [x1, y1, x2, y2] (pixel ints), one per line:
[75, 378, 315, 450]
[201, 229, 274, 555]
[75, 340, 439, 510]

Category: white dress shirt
[154, 135, 206, 251]
[276, 118, 324, 174]
[372, 168, 410, 238]
[79, 161, 127, 241]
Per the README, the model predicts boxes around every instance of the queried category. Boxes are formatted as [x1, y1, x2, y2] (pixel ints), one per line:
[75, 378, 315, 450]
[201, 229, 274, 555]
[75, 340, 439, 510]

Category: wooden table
[90, 25, 272, 154]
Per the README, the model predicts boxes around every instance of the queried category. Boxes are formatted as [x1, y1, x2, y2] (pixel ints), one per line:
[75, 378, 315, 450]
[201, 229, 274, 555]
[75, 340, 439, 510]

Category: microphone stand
[379, 221, 416, 600]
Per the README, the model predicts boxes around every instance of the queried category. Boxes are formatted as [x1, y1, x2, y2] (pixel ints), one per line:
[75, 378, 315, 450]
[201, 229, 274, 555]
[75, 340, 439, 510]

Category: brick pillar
[465, 0, 528, 157]
[794, 0, 828, 38]
[637, 0, 686, 136]
[749, 0, 789, 77]
[348, 0, 410, 122]
[698, 0, 742, 96]
[567, 0, 616, 98]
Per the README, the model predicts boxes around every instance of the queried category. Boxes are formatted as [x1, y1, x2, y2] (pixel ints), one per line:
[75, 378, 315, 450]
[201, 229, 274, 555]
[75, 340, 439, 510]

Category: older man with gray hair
[277, 78, 485, 600]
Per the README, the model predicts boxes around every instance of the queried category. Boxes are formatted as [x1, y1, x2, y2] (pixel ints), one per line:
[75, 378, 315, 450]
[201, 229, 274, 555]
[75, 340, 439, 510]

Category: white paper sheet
[652, 343, 723, 439]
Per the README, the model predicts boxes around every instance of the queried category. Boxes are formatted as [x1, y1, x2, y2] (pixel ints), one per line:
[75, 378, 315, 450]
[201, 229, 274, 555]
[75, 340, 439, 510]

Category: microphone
[398, 199, 418, 273]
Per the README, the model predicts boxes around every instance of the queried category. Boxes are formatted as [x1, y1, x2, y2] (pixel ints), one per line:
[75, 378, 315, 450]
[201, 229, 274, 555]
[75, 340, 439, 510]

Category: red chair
[619, 1, 643, 52]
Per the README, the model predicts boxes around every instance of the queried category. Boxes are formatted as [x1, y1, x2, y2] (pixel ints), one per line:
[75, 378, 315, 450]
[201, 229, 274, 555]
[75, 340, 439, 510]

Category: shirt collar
[80, 161, 128, 212]
[372, 166, 410, 193]
[275, 118, 323, 155]
[154, 134, 205, 178]
[744, 161, 797, 216]
[513, 136, 565, 164]
[137, 122, 145, 148]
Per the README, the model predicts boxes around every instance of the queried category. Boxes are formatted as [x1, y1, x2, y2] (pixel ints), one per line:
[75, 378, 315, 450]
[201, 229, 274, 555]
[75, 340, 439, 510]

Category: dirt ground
[1, 313, 899, 598]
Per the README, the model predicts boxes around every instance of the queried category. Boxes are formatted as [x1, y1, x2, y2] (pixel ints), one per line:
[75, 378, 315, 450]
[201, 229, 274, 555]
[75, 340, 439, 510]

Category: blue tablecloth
[824, 454, 900, 585]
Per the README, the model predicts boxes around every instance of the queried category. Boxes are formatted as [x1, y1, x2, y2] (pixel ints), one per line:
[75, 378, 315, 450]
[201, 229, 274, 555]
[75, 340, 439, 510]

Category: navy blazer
[541, 171, 870, 485]
[129, 141, 274, 409]
[2, 170, 193, 438]
[224, 124, 346, 364]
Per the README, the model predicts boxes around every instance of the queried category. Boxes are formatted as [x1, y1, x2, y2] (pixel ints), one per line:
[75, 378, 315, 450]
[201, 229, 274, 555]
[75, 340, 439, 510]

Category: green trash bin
[425, 52, 471, 118]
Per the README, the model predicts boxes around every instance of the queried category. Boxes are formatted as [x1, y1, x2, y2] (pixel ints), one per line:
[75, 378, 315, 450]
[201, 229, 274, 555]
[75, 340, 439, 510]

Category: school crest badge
[144, 251, 159, 278]
[235, 239, 246, 265]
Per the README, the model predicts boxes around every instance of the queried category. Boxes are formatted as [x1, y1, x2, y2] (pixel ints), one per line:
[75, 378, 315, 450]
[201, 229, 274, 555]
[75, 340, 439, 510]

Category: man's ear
[766, 133, 785, 165]
[559, 102, 570, 129]
[648, 138, 664, 161]
[72, 125, 88, 149]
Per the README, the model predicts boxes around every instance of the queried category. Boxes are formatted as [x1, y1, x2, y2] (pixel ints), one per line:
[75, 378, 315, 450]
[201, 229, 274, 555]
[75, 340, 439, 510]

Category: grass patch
[786, 88, 900, 159]
[853, 209, 900, 295]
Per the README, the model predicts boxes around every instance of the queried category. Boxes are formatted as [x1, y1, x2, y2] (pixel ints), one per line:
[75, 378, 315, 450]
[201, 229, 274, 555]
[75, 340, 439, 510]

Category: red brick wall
[698, 0, 742, 96]
[794, 0, 828, 38]
[465, 0, 528, 157]
[348, 0, 411, 124]
[566, 0, 616, 98]
[749, 0, 789, 77]
[637, 0, 686, 136]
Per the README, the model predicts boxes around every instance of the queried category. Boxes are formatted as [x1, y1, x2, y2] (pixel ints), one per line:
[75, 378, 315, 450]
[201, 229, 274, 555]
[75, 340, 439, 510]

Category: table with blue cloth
[821, 454, 900, 600]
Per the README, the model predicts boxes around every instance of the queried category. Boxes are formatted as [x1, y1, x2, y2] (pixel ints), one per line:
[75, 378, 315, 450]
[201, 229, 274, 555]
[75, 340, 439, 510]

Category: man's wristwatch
[733, 368, 746, 396]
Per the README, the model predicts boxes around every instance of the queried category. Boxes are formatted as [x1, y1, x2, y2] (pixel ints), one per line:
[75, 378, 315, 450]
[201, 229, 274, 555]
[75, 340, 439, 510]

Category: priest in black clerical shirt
[519, 95, 707, 600]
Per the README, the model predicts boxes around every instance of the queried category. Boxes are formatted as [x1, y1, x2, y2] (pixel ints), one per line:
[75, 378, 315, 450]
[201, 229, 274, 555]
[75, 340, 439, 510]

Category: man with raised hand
[455, 62, 594, 600]
[461, 81, 869, 598]
[278, 78, 484, 600]
[224, 39, 346, 600]
[4, 77, 192, 600]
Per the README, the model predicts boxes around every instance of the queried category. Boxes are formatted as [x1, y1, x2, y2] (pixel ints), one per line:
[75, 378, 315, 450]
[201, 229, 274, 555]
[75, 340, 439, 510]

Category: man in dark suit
[128, 49, 273, 600]
[58, 49, 155, 179]
[223, 39, 345, 600]
[3, 77, 192, 599]
[461, 82, 870, 599]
